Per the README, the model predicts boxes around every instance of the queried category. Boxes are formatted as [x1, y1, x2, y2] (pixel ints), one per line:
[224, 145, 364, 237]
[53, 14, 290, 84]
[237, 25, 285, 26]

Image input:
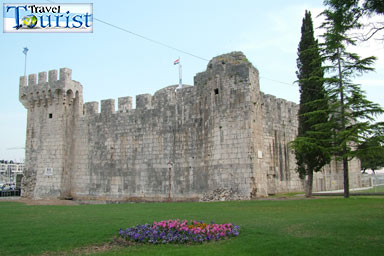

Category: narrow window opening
[214, 88, 219, 95]
[49, 113, 53, 119]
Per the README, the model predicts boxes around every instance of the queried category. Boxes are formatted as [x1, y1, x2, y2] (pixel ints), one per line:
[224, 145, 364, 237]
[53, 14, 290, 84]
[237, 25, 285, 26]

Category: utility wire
[45, 0, 208, 61]
[94, 18, 209, 62]
[45, 0, 295, 87]
[259, 76, 295, 86]
[94, 18, 295, 86]
[93, 17, 297, 86]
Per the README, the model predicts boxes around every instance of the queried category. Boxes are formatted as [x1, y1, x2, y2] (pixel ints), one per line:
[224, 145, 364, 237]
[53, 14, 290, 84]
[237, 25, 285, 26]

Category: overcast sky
[1, 0, 383, 161]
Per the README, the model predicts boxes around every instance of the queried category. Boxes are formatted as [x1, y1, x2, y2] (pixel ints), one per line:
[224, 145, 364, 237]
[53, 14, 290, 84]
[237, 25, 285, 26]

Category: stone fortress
[19, 52, 362, 201]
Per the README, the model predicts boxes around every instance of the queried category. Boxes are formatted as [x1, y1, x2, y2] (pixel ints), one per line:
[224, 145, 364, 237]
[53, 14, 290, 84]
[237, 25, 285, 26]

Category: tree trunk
[343, 154, 349, 198]
[306, 170, 313, 198]
[337, 47, 349, 198]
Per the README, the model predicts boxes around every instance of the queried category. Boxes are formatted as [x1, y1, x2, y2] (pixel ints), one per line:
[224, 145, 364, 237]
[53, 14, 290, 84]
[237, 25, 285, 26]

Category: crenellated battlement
[19, 68, 82, 108]
[83, 85, 193, 116]
[80, 52, 258, 118]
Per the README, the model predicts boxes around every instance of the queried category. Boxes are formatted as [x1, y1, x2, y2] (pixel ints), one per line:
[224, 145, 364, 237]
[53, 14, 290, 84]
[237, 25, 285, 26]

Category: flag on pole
[23, 47, 29, 55]
[174, 58, 180, 65]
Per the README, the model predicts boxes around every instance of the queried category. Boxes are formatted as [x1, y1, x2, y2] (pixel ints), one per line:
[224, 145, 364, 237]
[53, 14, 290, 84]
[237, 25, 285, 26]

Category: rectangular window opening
[45, 167, 53, 176]
[214, 88, 219, 95]
[49, 113, 53, 119]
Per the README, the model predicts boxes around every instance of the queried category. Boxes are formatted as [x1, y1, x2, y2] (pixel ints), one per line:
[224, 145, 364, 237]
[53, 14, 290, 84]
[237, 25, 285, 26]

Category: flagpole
[24, 52, 27, 77]
[178, 57, 182, 89]
[23, 47, 29, 77]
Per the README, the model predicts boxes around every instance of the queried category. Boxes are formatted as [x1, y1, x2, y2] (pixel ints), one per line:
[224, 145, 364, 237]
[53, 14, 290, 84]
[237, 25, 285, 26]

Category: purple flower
[120, 220, 239, 244]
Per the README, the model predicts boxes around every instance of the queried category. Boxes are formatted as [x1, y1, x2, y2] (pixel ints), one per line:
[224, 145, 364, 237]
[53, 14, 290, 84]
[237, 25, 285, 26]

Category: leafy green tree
[329, 0, 384, 41]
[357, 130, 384, 173]
[321, 0, 384, 198]
[364, 0, 384, 14]
[361, 0, 384, 41]
[290, 10, 332, 197]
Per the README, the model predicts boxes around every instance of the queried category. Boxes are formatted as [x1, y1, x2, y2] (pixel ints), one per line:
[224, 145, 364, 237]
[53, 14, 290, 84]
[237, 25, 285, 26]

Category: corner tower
[19, 68, 83, 199]
[194, 52, 267, 197]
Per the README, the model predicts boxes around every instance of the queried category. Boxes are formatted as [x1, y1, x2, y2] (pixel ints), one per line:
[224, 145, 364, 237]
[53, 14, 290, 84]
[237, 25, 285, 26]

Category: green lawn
[1, 198, 383, 256]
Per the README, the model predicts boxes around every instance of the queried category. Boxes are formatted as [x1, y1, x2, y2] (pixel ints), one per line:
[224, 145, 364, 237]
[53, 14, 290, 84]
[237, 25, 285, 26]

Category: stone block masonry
[19, 52, 362, 201]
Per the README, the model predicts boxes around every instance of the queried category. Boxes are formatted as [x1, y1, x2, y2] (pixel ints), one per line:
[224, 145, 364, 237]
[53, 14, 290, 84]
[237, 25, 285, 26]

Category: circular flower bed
[119, 219, 240, 244]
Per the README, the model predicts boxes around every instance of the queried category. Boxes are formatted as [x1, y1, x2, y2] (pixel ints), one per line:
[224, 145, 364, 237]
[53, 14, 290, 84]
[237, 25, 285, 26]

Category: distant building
[0, 162, 24, 184]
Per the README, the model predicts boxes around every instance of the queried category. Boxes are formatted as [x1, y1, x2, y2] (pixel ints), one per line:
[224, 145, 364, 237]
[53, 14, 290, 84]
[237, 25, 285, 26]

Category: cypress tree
[290, 10, 331, 197]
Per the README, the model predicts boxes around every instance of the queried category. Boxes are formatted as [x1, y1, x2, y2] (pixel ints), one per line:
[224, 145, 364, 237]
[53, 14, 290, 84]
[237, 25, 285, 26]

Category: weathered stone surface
[19, 52, 362, 201]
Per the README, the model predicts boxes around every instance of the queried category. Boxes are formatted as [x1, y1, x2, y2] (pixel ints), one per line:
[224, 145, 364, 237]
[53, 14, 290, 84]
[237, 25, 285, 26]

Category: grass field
[1, 198, 383, 256]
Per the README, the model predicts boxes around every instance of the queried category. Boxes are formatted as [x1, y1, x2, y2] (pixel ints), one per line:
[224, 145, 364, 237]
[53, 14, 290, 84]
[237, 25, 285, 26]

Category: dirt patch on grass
[40, 236, 230, 255]
[256, 195, 315, 201]
[1, 194, 312, 206]
[25, 199, 80, 205]
[40, 237, 135, 256]
[283, 223, 314, 238]
[0, 197, 80, 205]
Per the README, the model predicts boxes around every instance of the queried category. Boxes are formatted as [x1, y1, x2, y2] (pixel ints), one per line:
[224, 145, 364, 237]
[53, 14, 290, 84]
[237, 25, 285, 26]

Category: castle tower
[19, 68, 83, 199]
[193, 52, 267, 197]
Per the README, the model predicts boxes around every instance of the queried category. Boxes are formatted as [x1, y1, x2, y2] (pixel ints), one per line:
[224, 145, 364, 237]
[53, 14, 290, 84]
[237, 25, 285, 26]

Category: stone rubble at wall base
[200, 188, 246, 202]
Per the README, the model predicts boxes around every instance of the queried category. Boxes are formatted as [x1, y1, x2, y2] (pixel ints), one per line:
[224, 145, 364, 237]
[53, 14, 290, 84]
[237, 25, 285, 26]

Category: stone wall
[19, 52, 363, 201]
[71, 53, 261, 200]
[260, 93, 303, 194]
